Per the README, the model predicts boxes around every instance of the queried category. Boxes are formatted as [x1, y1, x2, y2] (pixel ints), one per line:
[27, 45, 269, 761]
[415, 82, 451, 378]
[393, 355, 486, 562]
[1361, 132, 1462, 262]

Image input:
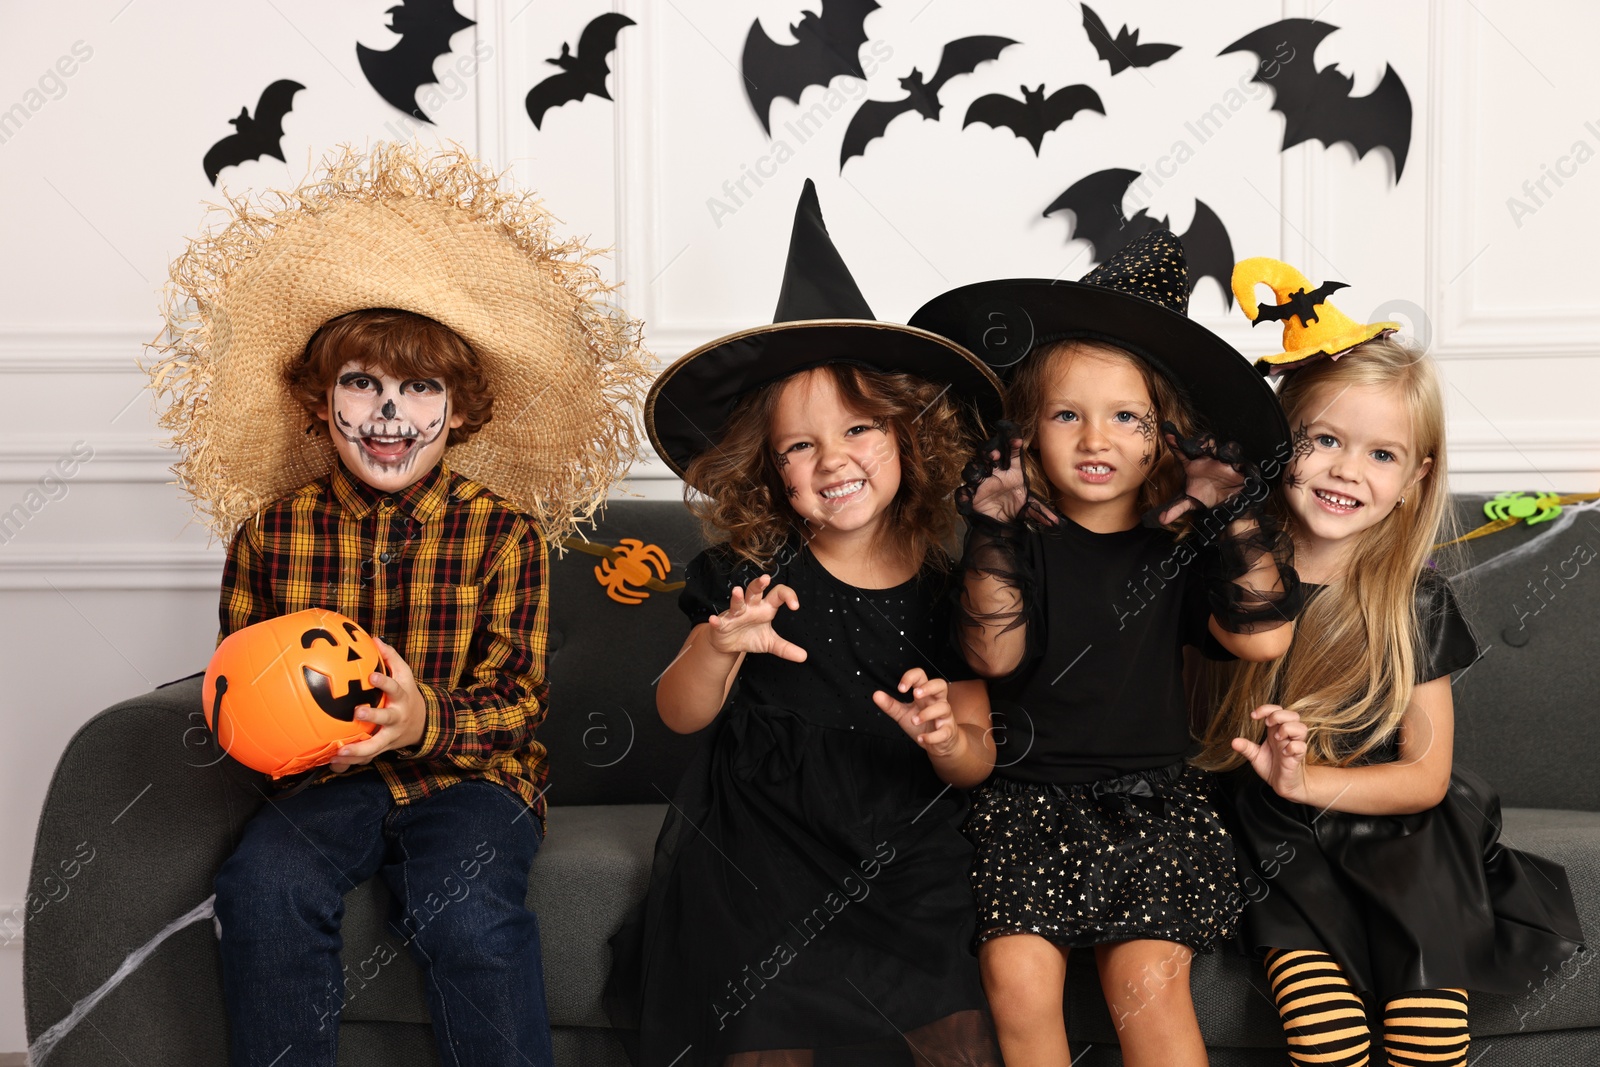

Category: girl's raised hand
[1233, 704, 1310, 802]
[1156, 422, 1253, 525]
[873, 668, 959, 758]
[956, 420, 1057, 526]
[706, 573, 808, 662]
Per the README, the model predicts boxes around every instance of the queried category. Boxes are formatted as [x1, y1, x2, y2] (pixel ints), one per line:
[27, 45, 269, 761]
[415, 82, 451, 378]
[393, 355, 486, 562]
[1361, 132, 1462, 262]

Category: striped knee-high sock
[1382, 988, 1469, 1067]
[1265, 949, 1373, 1067]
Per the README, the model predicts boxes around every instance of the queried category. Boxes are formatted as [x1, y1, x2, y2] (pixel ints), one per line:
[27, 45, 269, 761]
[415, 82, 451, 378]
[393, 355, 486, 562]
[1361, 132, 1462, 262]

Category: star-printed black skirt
[965, 762, 1243, 951]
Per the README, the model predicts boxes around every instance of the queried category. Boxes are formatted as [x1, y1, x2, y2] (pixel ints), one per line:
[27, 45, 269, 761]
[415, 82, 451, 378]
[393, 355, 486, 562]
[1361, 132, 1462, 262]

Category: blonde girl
[1199, 336, 1584, 1067]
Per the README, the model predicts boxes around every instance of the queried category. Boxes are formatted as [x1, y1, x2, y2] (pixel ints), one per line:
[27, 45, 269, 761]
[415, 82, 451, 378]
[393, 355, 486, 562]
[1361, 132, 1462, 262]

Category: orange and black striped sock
[1382, 988, 1469, 1067]
[1265, 948, 1372, 1067]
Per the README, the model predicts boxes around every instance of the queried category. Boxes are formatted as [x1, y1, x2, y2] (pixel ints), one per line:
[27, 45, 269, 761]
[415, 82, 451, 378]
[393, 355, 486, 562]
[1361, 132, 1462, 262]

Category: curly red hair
[286, 308, 493, 447]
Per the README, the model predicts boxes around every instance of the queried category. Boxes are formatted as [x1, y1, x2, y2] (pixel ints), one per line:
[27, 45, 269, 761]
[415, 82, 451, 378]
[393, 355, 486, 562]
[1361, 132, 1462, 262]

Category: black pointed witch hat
[645, 180, 1004, 485]
[908, 230, 1290, 477]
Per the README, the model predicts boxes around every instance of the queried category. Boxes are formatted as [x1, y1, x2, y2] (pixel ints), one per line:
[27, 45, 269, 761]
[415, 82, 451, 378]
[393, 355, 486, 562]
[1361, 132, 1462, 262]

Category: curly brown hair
[684, 363, 977, 569]
[1004, 339, 1196, 520]
[286, 309, 494, 447]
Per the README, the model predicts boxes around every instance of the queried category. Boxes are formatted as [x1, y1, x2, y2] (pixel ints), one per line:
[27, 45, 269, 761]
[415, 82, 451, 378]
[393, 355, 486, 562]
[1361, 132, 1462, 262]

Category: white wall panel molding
[0, 328, 150, 374]
[0, 908, 19, 951]
[472, 0, 508, 167]
[612, 0, 662, 340]
[0, 435, 172, 483]
[1426, 6, 1600, 361]
[1448, 420, 1600, 478]
[0, 544, 224, 591]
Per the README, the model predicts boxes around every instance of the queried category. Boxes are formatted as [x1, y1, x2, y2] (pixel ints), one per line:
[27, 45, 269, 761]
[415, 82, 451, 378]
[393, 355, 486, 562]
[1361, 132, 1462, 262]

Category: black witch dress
[605, 543, 998, 1066]
[1222, 572, 1586, 999]
[959, 506, 1301, 953]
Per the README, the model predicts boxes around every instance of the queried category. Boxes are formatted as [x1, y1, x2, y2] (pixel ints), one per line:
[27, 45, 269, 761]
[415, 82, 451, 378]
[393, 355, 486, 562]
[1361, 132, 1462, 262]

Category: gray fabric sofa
[23, 497, 1599, 1064]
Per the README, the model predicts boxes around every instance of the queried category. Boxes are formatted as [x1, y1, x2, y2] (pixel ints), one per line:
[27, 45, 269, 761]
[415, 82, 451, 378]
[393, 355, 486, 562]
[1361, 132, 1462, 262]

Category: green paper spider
[1483, 491, 1562, 526]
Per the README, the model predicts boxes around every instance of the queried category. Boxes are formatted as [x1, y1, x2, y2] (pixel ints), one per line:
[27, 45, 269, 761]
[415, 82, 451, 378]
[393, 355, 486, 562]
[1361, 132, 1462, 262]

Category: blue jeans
[215, 774, 553, 1067]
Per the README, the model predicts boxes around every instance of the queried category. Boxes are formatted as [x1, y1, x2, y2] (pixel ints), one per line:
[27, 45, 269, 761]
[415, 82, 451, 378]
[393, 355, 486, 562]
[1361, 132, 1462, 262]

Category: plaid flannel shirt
[219, 461, 551, 825]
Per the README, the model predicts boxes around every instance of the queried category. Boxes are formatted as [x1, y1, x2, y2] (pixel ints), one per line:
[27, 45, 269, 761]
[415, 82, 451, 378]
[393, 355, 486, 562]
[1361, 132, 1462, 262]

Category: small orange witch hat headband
[1233, 258, 1398, 376]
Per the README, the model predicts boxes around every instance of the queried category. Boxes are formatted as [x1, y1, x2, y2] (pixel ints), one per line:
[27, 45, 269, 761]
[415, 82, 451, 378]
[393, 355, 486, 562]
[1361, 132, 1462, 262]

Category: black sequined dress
[1221, 572, 1586, 999]
[960, 509, 1299, 952]
[605, 543, 997, 1065]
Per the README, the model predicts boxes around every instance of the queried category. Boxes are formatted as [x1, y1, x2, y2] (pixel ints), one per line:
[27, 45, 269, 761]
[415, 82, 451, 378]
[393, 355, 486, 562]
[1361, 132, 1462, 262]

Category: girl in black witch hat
[908, 230, 1303, 1066]
[605, 181, 1004, 1065]
[1195, 265, 1584, 1067]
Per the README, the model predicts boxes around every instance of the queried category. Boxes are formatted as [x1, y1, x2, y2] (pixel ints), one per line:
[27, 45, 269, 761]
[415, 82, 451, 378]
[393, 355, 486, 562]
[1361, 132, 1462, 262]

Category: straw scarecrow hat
[148, 142, 651, 543]
[1233, 257, 1398, 376]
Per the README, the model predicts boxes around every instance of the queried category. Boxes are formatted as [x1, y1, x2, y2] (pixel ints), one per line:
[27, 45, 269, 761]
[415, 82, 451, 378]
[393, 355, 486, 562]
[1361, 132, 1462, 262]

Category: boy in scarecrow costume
[147, 143, 649, 1066]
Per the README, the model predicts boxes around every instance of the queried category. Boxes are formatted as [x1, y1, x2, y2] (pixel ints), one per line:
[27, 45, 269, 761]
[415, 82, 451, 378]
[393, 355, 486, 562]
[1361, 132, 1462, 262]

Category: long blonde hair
[1195, 338, 1455, 770]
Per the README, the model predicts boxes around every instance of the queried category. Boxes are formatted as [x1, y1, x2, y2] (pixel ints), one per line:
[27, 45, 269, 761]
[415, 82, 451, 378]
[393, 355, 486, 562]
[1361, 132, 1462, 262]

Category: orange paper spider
[594, 539, 671, 604]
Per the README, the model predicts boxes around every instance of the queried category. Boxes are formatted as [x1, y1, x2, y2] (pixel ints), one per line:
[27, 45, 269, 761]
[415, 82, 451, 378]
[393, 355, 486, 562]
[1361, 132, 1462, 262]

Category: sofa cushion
[1446, 496, 1600, 811]
[341, 802, 665, 1029]
[1065, 807, 1600, 1046]
[541, 501, 710, 807]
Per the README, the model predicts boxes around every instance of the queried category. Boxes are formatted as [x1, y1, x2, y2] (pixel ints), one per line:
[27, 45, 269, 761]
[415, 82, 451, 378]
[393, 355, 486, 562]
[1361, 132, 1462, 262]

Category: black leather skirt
[1222, 764, 1586, 1000]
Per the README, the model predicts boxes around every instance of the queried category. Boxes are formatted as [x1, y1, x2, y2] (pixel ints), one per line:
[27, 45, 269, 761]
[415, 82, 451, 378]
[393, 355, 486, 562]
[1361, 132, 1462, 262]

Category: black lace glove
[952, 421, 1044, 640]
[1144, 422, 1258, 529]
[956, 420, 1060, 532]
[1144, 424, 1304, 632]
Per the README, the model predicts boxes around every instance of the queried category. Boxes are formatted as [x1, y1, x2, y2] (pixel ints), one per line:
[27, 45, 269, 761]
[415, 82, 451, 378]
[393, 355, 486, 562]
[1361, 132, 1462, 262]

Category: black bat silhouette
[203, 79, 305, 186]
[1254, 281, 1349, 326]
[357, 0, 474, 123]
[1044, 168, 1235, 308]
[742, 0, 880, 136]
[840, 35, 1016, 170]
[1221, 19, 1412, 180]
[525, 13, 636, 130]
[963, 83, 1103, 155]
[1081, 3, 1180, 75]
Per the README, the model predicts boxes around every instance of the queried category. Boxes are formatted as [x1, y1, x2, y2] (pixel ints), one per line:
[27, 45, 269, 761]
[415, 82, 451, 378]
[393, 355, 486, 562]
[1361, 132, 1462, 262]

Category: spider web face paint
[1136, 408, 1158, 468]
[325, 361, 455, 493]
[772, 451, 797, 498]
[1284, 423, 1314, 488]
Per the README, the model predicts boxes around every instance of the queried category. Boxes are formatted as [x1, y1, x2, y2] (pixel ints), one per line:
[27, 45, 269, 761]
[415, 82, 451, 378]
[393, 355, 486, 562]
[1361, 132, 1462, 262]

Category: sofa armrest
[23, 675, 265, 1064]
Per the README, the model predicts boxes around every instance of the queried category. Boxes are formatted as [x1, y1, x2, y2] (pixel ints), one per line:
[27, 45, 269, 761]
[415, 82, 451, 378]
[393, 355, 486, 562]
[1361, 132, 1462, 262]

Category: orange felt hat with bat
[1233, 257, 1398, 376]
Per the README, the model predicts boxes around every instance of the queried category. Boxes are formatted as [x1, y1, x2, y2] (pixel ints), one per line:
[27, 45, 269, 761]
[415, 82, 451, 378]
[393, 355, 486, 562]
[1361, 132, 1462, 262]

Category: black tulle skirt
[605, 701, 998, 1066]
[965, 763, 1244, 952]
[1223, 765, 1586, 1000]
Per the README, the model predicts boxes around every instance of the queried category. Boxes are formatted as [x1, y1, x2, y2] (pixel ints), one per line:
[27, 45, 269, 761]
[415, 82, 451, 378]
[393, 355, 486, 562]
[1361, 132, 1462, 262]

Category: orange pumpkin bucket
[202, 608, 386, 778]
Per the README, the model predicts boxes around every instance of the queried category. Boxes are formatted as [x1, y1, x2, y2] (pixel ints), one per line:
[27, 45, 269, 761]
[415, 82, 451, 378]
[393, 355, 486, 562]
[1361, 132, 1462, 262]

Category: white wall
[3, 0, 1598, 1050]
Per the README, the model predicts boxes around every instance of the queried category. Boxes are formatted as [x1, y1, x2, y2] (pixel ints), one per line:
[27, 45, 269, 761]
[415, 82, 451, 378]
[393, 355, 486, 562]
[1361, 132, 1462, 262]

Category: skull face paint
[317, 362, 465, 493]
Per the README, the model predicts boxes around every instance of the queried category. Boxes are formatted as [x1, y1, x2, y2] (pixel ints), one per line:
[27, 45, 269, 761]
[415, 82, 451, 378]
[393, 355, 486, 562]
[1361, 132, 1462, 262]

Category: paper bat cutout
[357, 0, 475, 123]
[963, 83, 1103, 155]
[525, 12, 636, 130]
[1044, 168, 1235, 308]
[1221, 19, 1412, 181]
[1081, 3, 1180, 75]
[203, 79, 305, 186]
[743, 0, 880, 136]
[1254, 281, 1349, 326]
[840, 35, 1016, 170]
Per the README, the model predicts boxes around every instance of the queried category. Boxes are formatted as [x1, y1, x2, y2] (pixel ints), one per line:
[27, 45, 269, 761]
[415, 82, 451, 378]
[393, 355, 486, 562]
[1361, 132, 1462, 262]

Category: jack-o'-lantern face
[300, 619, 389, 720]
[202, 608, 387, 779]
